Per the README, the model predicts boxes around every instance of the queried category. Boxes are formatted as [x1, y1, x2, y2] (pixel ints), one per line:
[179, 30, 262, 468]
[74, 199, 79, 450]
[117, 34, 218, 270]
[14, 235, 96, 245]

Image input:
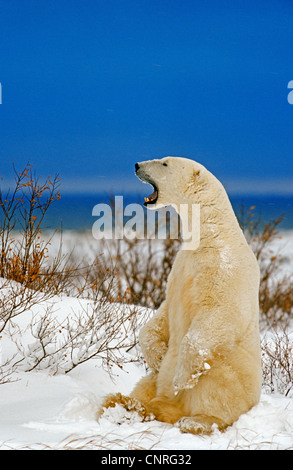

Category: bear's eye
[162, 162, 168, 166]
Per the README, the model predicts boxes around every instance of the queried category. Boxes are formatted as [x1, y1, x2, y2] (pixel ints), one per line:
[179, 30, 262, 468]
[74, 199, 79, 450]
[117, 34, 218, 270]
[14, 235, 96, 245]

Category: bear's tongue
[144, 188, 158, 204]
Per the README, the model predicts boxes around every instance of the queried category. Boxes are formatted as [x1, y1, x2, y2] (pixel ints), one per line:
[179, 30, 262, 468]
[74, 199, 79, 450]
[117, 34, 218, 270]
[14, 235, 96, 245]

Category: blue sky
[1, 0, 293, 194]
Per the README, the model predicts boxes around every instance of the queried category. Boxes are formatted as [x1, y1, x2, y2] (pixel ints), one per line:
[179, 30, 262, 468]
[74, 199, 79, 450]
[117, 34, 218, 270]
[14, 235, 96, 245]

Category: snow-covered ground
[0, 231, 293, 450]
[1, 354, 293, 450]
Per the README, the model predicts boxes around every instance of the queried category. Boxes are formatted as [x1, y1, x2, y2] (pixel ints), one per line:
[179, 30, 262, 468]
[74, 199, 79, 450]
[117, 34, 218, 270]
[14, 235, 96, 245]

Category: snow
[0, 359, 292, 450]
[0, 231, 293, 450]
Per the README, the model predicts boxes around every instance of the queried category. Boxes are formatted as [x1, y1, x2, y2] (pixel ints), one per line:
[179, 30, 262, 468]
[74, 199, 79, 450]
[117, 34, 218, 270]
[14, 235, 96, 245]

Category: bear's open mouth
[135, 167, 159, 206]
[143, 183, 158, 206]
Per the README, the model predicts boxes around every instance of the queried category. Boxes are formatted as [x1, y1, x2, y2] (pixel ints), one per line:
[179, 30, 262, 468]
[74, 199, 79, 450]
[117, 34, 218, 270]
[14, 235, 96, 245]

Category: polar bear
[98, 156, 261, 434]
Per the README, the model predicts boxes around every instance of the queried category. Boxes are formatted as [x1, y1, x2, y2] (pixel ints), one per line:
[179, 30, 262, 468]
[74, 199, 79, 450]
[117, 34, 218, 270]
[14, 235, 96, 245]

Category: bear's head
[135, 156, 208, 210]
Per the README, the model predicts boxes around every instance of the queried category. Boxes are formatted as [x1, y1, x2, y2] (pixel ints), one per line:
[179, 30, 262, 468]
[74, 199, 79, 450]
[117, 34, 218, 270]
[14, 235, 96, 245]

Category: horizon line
[1, 175, 293, 196]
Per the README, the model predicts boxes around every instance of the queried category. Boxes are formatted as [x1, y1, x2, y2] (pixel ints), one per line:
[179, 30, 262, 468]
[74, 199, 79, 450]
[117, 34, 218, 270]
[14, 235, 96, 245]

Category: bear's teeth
[144, 197, 150, 202]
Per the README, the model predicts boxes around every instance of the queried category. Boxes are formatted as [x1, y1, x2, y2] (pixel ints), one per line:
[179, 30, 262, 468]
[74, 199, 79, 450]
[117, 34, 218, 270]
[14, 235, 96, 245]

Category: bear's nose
[135, 163, 140, 172]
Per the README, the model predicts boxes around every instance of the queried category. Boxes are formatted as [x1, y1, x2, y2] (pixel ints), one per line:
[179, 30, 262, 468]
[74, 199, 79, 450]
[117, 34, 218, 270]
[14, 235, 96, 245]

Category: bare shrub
[0, 165, 146, 378]
[95, 237, 181, 310]
[9, 296, 145, 375]
[0, 354, 18, 385]
[261, 327, 293, 397]
[238, 206, 293, 328]
[238, 206, 293, 396]
[0, 165, 64, 338]
[0, 164, 61, 287]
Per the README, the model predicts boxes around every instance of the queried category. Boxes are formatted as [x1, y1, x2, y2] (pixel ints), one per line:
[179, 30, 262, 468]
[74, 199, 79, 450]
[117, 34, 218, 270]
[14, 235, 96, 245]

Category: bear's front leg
[139, 300, 169, 372]
[172, 333, 211, 394]
[173, 359, 211, 394]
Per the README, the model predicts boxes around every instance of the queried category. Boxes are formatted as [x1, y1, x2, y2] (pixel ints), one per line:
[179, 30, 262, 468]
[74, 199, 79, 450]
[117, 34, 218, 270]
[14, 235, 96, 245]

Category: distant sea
[41, 193, 293, 231]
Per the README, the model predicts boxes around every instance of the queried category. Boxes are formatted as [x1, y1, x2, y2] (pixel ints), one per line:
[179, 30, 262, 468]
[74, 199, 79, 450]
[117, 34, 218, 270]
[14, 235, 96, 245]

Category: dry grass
[0, 426, 165, 450]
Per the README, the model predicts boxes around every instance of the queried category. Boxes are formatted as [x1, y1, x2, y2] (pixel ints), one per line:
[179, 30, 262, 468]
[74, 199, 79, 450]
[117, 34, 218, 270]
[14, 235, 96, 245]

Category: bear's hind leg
[130, 371, 157, 404]
[97, 372, 157, 422]
[97, 392, 151, 421]
[147, 397, 185, 424]
[176, 415, 228, 435]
